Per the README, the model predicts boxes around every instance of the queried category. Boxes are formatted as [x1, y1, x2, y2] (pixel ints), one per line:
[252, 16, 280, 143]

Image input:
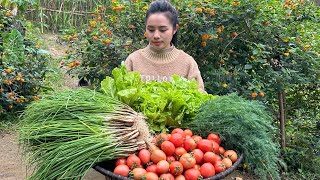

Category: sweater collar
[142, 44, 179, 63]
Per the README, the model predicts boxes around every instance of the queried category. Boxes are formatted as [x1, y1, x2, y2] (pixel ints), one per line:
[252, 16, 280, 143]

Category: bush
[0, 7, 52, 118]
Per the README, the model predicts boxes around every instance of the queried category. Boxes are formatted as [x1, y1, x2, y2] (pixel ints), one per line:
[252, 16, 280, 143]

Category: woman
[125, 0, 205, 91]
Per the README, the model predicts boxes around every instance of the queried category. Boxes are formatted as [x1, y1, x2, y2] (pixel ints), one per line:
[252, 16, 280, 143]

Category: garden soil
[0, 34, 255, 180]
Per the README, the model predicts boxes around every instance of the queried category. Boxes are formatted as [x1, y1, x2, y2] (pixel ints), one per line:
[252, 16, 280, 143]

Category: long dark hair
[145, 0, 179, 46]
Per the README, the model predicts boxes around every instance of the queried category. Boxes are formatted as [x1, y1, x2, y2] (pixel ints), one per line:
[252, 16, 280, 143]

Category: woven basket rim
[94, 154, 243, 180]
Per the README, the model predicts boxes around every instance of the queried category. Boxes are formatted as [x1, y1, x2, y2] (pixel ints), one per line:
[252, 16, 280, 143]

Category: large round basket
[94, 154, 243, 180]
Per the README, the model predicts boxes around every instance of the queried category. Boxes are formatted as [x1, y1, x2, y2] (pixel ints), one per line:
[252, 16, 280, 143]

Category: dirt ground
[0, 34, 255, 180]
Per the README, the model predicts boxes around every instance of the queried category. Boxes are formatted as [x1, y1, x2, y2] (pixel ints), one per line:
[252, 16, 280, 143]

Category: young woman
[125, 0, 205, 91]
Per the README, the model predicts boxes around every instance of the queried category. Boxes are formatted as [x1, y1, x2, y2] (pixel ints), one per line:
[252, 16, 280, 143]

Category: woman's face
[145, 13, 178, 50]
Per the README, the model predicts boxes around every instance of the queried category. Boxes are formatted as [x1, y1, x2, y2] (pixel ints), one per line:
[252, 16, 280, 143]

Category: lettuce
[100, 64, 217, 132]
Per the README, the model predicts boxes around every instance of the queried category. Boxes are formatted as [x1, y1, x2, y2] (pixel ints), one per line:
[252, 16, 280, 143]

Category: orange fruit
[232, 32, 238, 37]
[5, 69, 12, 74]
[259, 92, 265, 97]
[251, 92, 258, 98]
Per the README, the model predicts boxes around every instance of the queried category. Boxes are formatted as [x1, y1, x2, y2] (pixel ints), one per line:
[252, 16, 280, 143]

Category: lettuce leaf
[100, 64, 217, 132]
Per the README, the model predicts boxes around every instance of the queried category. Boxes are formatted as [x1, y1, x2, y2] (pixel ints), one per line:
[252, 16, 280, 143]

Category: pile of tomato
[113, 128, 238, 180]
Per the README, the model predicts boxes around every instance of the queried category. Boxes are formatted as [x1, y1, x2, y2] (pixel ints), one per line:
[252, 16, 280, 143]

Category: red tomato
[179, 153, 196, 169]
[222, 158, 233, 169]
[191, 135, 202, 143]
[183, 129, 193, 137]
[146, 164, 157, 173]
[175, 147, 187, 158]
[214, 161, 226, 173]
[169, 161, 184, 176]
[156, 160, 170, 174]
[171, 128, 185, 136]
[150, 149, 167, 164]
[197, 139, 213, 153]
[183, 138, 197, 152]
[175, 175, 186, 180]
[211, 141, 220, 154]
[207, 133, 221, 145]
[154, 133, 170, 146]
[224, 150, 238, 163]
[138, 149, 151, 165]
[159, 173, 175, 180]
[144, 172, 159, 180]
[115, 158, 127, 166]
[184, 168, 201, 180]
[132, 167, 147, 180]
[218, 146, 225, 155]
[200, 163, 215, 178]
[166, 156, 175, 164]
[203, 151, 217, 164]
[126, 154, 141, 169]
[161, 141, 176, 156]
[114, 164, 130, 177]
[191, 149, 204, 164]
[169, 133, 184, 147]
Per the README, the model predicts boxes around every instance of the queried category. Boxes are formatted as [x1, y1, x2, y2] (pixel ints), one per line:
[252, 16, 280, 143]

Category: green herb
[100, 64, 217, 133]
[184, 93, 283, 180]
[19, 88, 149, 180]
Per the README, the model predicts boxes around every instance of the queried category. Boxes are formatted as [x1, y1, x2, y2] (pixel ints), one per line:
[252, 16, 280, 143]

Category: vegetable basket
[93, 154, 243, 180]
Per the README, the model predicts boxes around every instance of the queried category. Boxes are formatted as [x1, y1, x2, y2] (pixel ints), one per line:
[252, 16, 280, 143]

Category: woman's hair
[145, 0, 179, 46]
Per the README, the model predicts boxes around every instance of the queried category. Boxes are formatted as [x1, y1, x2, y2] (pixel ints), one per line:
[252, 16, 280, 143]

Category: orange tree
[62, 0, 319, 178]
[0, 6, 52, 119]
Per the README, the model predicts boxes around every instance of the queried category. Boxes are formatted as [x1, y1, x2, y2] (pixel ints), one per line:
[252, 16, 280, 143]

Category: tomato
[191, 149, 204, 164]
[175, 147, 187, 158]
[207, 133, 221, 145]
[191, 135, 202, 143]
[144, 172, 159, 180]
[132, 167, 147, 180]
[150, 149, 167, 164]
[126, 154, 141, 169]
[138, 149, 151, 165]
[113, 164, 130, 177]
[161, 141, 176, 156]
[197, 139, 213, 153]
[171, 128, 185, 137]
[159, 173, 175, 180]
[184, 168, 201, 180]
[218, 146, 225, 155]
[214, 161, 226, 173]
[200, 163, 215, 178]
[175, 175, 186, 180]
[203, 151, 217, 164]
[183, 129, 193, 137]
[211, 141, 220, 154]
[154, 133, 170, 146]
[224, 150, 238, 163]
[179, 153, 196, 169]
[183, 138, 197, 152]
[222, 158, 233, 169]
[169, 133, 184, 147]
[166, 156, 175, 164]
[115, 158, 127, 166]
[156, 160, 170, 174]
[169, 161, 184, 176]
[146, 164, 157, 173]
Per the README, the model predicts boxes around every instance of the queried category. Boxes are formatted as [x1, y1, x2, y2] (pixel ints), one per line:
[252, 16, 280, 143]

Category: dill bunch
[184, 93, 283, 180]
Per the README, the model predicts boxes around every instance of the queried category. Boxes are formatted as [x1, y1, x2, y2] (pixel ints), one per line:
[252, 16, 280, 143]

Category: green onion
[19, 88, 151, 180]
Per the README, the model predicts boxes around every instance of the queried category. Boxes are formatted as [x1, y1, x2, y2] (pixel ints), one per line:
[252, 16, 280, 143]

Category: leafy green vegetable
[100, 64, 216, 132]
[184, 93, 283, 180]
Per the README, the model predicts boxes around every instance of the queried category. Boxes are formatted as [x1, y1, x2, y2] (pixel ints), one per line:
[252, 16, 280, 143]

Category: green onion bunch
[19, 88, 149, 180]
